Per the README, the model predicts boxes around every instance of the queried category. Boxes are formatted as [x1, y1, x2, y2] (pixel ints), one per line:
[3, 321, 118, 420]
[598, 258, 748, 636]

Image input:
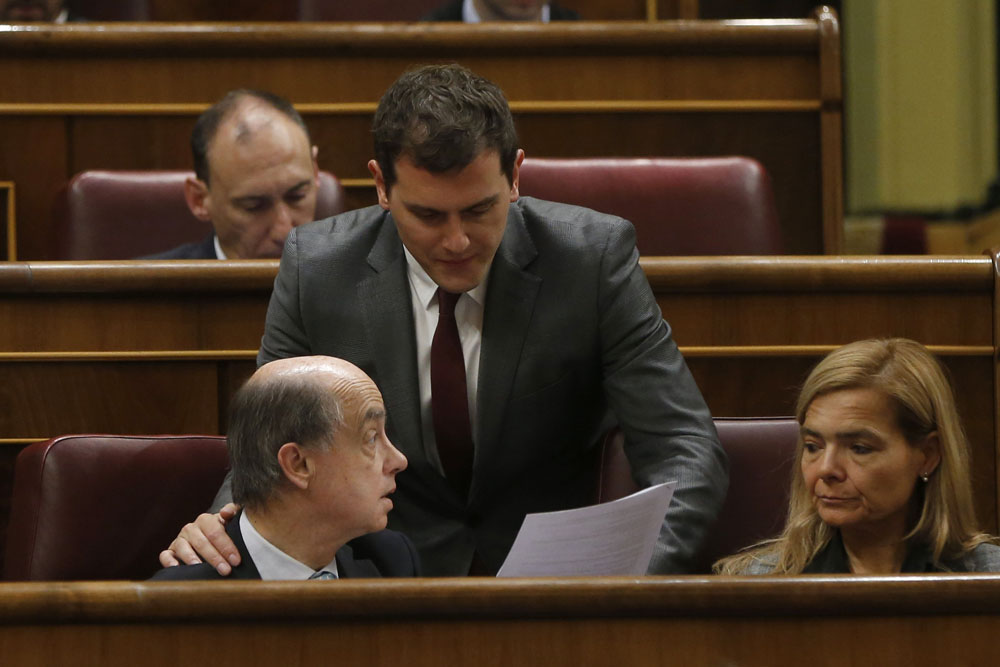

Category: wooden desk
[1, 576, 999, 666]
[0, 182, 13, 260]
[0, 13, 841, 259]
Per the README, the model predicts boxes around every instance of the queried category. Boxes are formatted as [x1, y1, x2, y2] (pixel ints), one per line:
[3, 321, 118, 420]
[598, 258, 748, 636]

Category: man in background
[0, 0, 76, 21]
[424, 0, 579, 22]
[146, 89, 320, 260]
[152, 355, 417, 581]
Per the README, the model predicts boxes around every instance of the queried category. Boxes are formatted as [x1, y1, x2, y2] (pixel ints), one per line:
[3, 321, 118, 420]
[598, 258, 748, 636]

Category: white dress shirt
[240, 511, 340, 580]
[213, 235, 227, 260]
[404, 246, 488, 473]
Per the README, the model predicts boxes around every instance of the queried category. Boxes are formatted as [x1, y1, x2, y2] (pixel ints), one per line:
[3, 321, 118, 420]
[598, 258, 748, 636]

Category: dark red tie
[431, 289, 474, 495]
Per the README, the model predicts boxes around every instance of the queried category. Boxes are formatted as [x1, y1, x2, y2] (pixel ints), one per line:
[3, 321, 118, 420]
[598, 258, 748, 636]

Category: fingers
[158, 548, 180, 568]
[169, 535, 205, 567]
[172, 512, 241, 576]
[218, 502, 241, 521]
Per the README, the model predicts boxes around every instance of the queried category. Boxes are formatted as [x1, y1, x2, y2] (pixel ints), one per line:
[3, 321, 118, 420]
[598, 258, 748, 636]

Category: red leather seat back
[3, 434, 229, 581]
[518, 157, 783, 255]
[52, 169, 347, 260]
[696, 417, 798, 572]
[595, 417, 799, 573]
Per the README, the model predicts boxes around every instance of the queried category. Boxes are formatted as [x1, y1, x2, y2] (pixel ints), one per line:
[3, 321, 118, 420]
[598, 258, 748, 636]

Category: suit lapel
[474, 204, 540, 501]
[335, 543, 381, 579]
[358, 214, 426, 469]
[227, 512, 263, 580]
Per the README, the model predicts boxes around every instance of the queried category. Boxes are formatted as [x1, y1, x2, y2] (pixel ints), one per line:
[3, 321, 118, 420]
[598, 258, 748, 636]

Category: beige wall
[845, 0, 997, 212]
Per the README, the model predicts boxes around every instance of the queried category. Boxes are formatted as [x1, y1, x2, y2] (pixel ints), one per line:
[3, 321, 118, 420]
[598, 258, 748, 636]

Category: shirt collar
[403, 245, 489, 310]
[240, 511, 339, 581]
[213, 235, 228, 260]
[462, 0, 550, 22]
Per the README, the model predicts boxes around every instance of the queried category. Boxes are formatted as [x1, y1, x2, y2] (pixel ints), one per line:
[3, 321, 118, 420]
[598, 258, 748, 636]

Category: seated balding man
[145, 89, 320, 260]
[151, 356, 418, 580]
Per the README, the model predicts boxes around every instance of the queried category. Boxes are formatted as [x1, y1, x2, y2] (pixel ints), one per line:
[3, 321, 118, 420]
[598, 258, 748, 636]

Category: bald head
[191, 90, 312, 185]
[185, 90, 319, 259]
[228, 356, 379, 509]
[250, 355, 369, 390]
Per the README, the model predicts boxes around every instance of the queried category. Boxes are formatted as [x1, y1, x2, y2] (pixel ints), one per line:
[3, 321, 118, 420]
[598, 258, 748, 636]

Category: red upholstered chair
[51, 169, 348, 260]
[3, 435, 229, 581]
[518, 157, 783, 255]
[595, 417, 799, 573]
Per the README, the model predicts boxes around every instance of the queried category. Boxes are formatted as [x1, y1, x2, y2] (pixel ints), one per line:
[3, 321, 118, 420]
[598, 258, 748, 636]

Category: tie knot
[308, 570, 338, 580]
[437, 289, 462, 319]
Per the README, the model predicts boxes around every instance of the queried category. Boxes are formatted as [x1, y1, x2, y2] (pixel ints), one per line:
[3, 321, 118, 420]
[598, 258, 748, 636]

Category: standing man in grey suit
[160, 64, 727, 576]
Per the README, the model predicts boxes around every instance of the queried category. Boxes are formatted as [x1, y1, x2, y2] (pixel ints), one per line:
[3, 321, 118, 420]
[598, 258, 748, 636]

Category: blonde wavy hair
[715, 338, 991, 574]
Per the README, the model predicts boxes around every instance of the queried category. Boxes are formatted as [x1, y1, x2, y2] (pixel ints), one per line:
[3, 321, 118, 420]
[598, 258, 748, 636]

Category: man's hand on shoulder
[157, 503, 242, 575]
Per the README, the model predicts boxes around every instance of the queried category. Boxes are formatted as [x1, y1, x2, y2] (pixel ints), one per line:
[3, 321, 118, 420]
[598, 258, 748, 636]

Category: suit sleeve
[597, 220, 729, 573]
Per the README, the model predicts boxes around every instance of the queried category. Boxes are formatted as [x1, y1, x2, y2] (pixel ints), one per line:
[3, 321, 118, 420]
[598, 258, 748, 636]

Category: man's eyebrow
[461, 194, 499, 212]
[231, 194, 271, 206]
[362, 407, 386, 423]
[283, 179, 313, 194]
[401, 194, 499, 216]
[401, 200, 441, 216]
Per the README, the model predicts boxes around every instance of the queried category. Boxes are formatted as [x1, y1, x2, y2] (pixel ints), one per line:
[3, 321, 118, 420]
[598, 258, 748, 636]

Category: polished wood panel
[0, 18, 841, 258]
[0, 182, 13, 260]
[0, 577, 999, 666]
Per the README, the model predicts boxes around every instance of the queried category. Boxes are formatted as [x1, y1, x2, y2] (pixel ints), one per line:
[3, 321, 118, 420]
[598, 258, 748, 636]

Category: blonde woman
[716, 338, 1000, 574]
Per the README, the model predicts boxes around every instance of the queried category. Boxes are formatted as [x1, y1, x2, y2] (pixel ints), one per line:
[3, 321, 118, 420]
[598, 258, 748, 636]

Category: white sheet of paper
[496, 480, 677, 577]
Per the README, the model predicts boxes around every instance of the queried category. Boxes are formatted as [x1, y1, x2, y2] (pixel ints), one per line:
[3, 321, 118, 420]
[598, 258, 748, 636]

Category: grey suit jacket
[243, 197, 726, 575]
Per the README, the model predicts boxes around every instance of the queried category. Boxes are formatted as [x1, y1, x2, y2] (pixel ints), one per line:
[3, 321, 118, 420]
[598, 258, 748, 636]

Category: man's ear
[368, 159, 390, 210]
[276, 442, 312, 490]
[509, 149, 525, 202]
[184, 176, 213, 222]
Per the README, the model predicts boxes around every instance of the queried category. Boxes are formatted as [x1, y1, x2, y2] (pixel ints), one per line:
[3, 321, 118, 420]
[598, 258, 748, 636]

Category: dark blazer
[149, 513, 421, 580]
[423, 0, 580, 21]
[245, 197, 727, 576]
[141, 234, 217, 260]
